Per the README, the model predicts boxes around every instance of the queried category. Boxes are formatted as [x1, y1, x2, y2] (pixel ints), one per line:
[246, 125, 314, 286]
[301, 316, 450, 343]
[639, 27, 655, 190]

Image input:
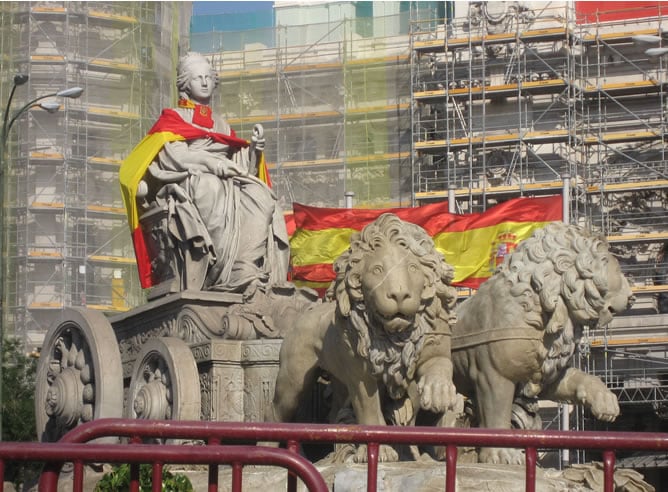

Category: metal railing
[10, 418, 667, 492]
[0, 442, 328, 492]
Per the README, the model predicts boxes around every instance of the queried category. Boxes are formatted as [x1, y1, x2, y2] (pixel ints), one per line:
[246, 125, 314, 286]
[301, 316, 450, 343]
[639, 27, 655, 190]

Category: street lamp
[0, 74, 83, 440]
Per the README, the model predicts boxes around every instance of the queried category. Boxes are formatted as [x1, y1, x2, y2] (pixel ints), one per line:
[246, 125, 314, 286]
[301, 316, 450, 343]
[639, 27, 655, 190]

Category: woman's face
[187, 58, 214, 103]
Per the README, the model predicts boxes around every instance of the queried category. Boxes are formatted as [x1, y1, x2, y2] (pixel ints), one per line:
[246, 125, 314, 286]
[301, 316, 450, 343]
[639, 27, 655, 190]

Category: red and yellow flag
[119, 108, 265, 289]
[289, 195, 563, 293]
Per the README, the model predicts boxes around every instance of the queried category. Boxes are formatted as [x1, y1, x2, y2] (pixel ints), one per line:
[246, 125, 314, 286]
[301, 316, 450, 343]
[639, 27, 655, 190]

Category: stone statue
[451, 222, 635, 464]
[120, 52, 289, 295]
[267, 214, 460, 463]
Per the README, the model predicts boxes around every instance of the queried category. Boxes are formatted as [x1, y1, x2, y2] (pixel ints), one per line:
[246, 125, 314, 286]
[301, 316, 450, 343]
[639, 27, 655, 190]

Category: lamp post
[0, 74, 83, 441]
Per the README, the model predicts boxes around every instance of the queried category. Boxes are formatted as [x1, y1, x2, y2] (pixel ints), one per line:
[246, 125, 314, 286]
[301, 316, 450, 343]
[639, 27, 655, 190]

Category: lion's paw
[351, 444, 399, 463]
[576, 380, 620, 422]
[577, 383, 619, 422]
[478, 447, 525, 465]
[418, 373, 459, 413]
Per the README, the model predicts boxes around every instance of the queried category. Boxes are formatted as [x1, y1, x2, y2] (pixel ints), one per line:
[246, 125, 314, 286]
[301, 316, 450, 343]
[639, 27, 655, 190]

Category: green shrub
[2, 337, 40, 488]
[94, 463, 193, 492]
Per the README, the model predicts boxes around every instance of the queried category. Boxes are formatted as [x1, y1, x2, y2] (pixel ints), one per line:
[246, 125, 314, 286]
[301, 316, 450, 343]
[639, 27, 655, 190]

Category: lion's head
[326, 213, 458, 399]
[496, 222, 635, 394]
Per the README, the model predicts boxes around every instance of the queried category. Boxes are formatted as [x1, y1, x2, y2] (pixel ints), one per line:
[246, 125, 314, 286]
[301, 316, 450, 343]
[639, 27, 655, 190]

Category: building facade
[0, 1, 191, 348]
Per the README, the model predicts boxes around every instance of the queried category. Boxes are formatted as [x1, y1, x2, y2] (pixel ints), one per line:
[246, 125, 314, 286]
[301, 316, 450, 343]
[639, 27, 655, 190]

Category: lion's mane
[326, 213, 457, 400]
[495, 222, 615, 395]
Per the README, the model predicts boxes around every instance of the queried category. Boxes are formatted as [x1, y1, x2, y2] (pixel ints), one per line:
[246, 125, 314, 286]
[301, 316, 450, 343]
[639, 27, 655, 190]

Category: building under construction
[409, 1, 668, 451]
[192, 0, 668, 460]
[0, 0, 666, 465]
[0, 1, 191, 347]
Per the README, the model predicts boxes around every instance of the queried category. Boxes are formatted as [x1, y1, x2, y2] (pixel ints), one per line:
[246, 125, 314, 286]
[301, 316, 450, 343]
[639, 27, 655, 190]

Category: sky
[192, 1, 275, 16]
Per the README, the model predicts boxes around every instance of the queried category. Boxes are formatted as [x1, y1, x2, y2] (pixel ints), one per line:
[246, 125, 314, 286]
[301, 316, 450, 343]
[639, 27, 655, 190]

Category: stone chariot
[34, 124, 316, 442]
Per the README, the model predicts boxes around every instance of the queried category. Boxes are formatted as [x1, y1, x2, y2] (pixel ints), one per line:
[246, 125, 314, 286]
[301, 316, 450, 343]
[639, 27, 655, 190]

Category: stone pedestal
[109, 290, 285, 423]
[192, 339, 282, 422]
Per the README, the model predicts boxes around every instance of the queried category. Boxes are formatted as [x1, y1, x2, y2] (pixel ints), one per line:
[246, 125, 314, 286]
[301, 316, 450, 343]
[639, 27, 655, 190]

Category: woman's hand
[252, 135, 265, 153]
[211, 158, 245, 177]
[252, 124, 265, 153]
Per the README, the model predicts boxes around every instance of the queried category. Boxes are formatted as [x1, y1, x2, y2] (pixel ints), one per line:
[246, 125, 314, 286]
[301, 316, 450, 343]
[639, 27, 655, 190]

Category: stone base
[109, 290, 284, 423]
[192, 338, 282, 422]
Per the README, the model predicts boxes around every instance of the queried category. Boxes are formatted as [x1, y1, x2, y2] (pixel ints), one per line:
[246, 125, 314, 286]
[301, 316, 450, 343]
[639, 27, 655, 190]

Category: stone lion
[267, 213, 460, 462]
[452, 221, 635, 464]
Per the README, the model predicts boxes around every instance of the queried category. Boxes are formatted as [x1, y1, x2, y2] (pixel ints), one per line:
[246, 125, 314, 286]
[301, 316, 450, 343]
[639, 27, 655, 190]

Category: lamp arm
[4, 92, 58, 140]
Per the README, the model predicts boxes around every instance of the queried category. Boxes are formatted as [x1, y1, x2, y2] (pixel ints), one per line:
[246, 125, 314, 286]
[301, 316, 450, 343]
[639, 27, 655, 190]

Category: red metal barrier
[0, 441, 328, 492]
[5, 419, 668, 492]
[27, 419, 668, 492]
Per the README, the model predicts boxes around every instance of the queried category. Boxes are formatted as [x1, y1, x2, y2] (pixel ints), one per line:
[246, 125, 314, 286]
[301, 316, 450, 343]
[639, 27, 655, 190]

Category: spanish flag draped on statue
[289, 195, 563, 292]
[119, 108, 271, 289]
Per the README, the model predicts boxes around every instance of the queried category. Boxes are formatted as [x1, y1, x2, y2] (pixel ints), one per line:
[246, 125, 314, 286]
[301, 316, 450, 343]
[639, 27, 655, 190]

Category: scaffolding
[197, 13, 415, 210]
[0, 1, 188, 347]
[410, 1, 668, 429]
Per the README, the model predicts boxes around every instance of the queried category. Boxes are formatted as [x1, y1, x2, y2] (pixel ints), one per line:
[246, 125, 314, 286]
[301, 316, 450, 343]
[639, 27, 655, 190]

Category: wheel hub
[133, 380, 169, 420]
[45, 367, 83, 427]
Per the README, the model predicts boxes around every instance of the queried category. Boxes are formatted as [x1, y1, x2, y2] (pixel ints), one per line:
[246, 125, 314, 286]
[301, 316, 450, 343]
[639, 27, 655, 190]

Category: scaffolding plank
[345, 55, 409, 66]
[28, 251, 63, 259]
[587, 180, 668, 193]
[413, 39, 445, 53]
[415, 27, 569, 53]
[278, 157, 343, 169]
[88, 156, 122, 167]
[86, 304, 131, 313]
[87, 205, 125, 215]
[582, 79, 665, 96]
[88, 9, 138, 24]
[218, 67, 276, 79]
[416, 129, 569, 152]
[591, 335, 668, 347]
[582, 130, 662, 145]
[415, 181, 564, 201]
[348, 103, 409, 114]
[88, 106, 140, 120]
[414, 79, 567, 102]
[88, 255, 136, 264]
[30, 55, 65, 63]
[608, 231, 668, 243]
[89, 58, 139, 72]
[28, 302, 62, 309]
[580, 28, 659, 44]
[31, 6, 66, 13]
[29, 152, 64, 160]
[30, 202, 64, 210]
[630, 285, 668, 294]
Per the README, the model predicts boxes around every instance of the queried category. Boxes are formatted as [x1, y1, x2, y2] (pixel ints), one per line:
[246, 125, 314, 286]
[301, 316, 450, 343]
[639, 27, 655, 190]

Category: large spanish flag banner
[289, 195, 562, 293]
[119, 108, 265, 289]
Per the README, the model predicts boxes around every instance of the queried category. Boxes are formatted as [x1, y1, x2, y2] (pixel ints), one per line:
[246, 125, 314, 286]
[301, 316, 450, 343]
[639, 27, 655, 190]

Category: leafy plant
[94, 463, 194, 492]
[2, 336, 39, 487]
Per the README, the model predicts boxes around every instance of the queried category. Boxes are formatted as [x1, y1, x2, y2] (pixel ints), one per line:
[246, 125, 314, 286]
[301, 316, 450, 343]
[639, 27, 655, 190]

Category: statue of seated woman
[120, 52, 289, 296]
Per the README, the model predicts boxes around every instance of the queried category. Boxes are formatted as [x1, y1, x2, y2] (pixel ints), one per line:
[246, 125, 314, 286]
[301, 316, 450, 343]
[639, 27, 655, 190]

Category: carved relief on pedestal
[199, 372, 211, 421]
[219, 371, 245, 422]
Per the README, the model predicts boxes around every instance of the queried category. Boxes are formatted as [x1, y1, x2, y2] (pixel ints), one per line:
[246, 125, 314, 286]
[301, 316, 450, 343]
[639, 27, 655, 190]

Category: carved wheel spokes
[126, 337, 200, 422]
[36, 308, 123, 442]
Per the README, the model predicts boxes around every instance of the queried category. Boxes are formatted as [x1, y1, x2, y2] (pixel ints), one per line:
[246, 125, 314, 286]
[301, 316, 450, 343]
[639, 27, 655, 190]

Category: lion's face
[597, 252, 635, 326]
[359, 242, 426, 334]
[329, 213, 456, 400]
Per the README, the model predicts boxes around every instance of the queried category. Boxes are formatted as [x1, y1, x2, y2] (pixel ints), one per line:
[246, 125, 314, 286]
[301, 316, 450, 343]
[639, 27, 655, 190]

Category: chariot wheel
[125, 337, 201, 422]
[35, 307, 123, 442]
